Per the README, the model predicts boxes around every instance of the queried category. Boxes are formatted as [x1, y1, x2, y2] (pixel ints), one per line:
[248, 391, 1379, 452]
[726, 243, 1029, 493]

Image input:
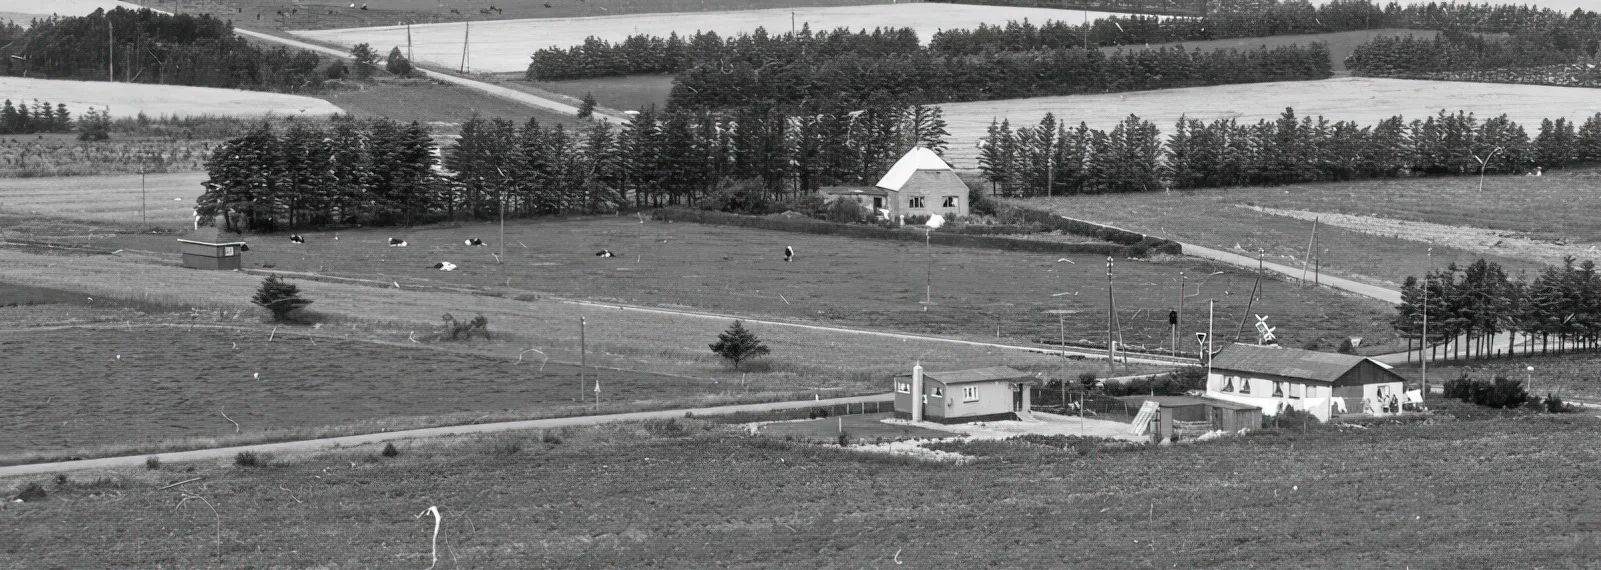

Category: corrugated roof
[819, 186, 889, 196]
[923, 366, 1035, 385]
[1116, 395, 1261, 411]
[874, 147, 953, 191]
[1208, 344, 1368, 383]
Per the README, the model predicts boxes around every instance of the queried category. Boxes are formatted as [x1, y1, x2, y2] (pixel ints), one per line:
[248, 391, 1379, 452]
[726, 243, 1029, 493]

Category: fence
[653, 208, 1131, 256]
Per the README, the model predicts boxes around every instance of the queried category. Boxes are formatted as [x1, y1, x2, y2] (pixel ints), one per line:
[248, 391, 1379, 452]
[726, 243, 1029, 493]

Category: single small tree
[76, 107, 110, 141]
[710, 320, 769, 370]
[385, 46, 413, 77]
[351, 43, 377, 79]
[576, 92, 597, 119]
[252, 275, 312, 322]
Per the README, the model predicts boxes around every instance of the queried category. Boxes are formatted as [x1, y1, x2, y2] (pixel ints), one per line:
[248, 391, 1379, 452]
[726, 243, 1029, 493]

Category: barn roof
[178, 225, 246, 246]
[1116, 395, 1262, 411]
[1209, 343, 1372, 383]
[874, 147, 954, 191]
[922, 366, 1036, 385]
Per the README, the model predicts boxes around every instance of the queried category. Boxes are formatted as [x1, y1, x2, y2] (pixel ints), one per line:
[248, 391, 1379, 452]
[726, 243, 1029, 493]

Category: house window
[942, 196, 958, 208]
[1222, 376, 1234, 392]
[1289, 383, 1304, 399]
[1239, 378, 1251, 394]
[933, 387, 943, 398]
[896, 382, 911, 394]
[963, 387, 978, 401]
[909, 196, 925, 208]
[1272, 382, 1284, 398]
[873, 197, 884, 209]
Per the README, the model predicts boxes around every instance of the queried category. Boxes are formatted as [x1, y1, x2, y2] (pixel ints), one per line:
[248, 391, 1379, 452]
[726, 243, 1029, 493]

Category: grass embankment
[3, 400, 1597, 567]
[1015, 166, 1601, 288]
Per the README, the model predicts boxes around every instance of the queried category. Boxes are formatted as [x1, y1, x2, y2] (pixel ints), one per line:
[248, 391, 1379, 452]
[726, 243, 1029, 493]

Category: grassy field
[0, 77, 343, 119]
[3, 401, 1598, 567]
[1015, 165, 1601, 288]
[938, 77, 1601, 169]
[0, 172, 206, 223]
[291, 4, 1149, 73]
[525, 74, 673, 115]
[756, 412, 953, 443]
[317, 76, 586, 131]
[0, 324, 753, 455]
[143, 216, 1401, 353]
[2, 0, 128, 24]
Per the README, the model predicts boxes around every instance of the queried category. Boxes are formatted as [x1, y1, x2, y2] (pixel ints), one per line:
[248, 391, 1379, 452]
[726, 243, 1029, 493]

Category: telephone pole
[1421, 247, 1431, 400]
[579, 316, 587, 402]
[1106, 256, 1115, 365]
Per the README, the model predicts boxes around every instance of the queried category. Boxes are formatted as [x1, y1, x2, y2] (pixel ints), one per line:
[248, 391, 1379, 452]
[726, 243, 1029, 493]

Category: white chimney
[911, 363, 924, 423]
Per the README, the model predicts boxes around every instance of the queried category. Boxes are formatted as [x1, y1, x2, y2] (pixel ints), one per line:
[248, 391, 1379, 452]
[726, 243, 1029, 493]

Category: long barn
[1204, 343, 1408, 421]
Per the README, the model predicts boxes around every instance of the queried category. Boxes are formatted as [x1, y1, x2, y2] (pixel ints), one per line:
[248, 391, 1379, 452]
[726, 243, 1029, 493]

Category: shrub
[1076, 372, 1099, 390]
[808, 407, 831, 419]
[76, 107, 111, 142]
[709, 320, 770, 370]
[441, 312, 491, 340]
[577, 92, 597, 119]
[540, 430, 563, 445]
[1543, 394, 1579, 413]
[234, 451, 262, 467]
[381, 443, 399, 457]
[967, 184, 998, 217]
[385, 46, 413, 77]
[145, 455, 161, 470]
[822, 197, 869, 223]
[1337, 338, 1356, 354]
[252, 275, 312, 322]
[351, 43, 377, 79]
[1443, 374, 1528, 409]
[15, 482, 47, 502]
[1103, 367, 1205, 396]
[837, 430, 851, 447]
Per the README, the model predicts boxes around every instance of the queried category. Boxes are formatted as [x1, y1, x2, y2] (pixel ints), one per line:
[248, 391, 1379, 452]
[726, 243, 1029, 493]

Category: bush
[837, 430, 851, 447]
[1076, 372, 1099, 390]
[252, 275, 312, 322]
[351, 43, 377, 79]
[441, 312, 491, 341]
[145, 455, 161, 470]
[1337, 338, 1356, 354]
[710, 320, 770, 370]
[1103, 367, 1206, 397]
[1542, 394, 1579, 414]
[385, 47, 413, 77]
[76, 107, 111, 142]
[540, 430, 563, 445]
[234, 451, 263, 467]
[822, 197, 869, 223]
[702, 178, 775, 214]
[381, 443, 399, 457]
[1442, 374, 1528, 409]
[808, 408, 831, 419]
[968, 184, 998, 217]
[15, 482, 47, 502]
[577, 92, 597, 119]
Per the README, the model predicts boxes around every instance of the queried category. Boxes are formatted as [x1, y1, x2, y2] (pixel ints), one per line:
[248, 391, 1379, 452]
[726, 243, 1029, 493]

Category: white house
[1204, 343, 1408, 421]
[873, 147, 969, 220]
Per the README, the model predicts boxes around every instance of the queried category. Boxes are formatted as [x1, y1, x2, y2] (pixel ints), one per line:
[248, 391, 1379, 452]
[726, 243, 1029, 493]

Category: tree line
[929, 0, 1601, 56]
[1394, 258, 1601, 362]
[1348, 30, 1600, 78]
[668, 43, 1331, 111]
[527, 26, 920, 81]
[199, 103, 950, 231]
[978, 108, 1601, 196]
[0, 99, 72, 134]
[0, 7, 333, 93]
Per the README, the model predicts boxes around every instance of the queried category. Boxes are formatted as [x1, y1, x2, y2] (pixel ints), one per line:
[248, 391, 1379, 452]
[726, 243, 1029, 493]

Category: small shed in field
[178, 226, 247, 270]
[894, 365, 1036, 423]
[1118, 395, 1262, 442]
[819, 186, 890, 215]
[1205, 343, 1408, 421]
[874, 147, 969, 220]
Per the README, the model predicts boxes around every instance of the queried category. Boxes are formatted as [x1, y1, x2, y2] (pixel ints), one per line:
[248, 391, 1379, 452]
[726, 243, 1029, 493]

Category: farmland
[314, 76, 586, 130]
[0, 77, 343, 120]
[1104, 28, 1440, 75]
[4, 400, 1600, 567]
[938, 77, 1601, 168]
[1, 0, 127, 24]
[183, 216, 1398, 353]
[290, 4, 1150, 73]
[0, 324, 756, 455]
[1392, 352, 1601, 402]
[0, 172, 206, 223]
[126, 0, 892, 30]
[1016, 166, 1601, 288]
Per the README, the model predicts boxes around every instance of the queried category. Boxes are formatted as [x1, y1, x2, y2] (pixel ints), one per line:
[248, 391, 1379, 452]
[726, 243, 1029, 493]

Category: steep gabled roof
[1208, 343, 1371, 383]
[874, 147, 953, 191]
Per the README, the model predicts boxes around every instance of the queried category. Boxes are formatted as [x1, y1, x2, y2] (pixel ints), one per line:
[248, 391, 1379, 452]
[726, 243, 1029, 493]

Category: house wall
[895, 170, 969, 219]
[941, 380, 1019, 419]
[1207, 370, 1405, 420]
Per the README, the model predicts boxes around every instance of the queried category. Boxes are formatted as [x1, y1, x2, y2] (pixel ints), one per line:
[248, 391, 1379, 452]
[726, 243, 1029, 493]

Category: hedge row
[651, 208, 1128, 256]
[993, 203, 1180, 254]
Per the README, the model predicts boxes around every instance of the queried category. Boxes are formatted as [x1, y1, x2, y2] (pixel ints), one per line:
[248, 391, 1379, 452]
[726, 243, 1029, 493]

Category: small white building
[1204, 343, 1407, 421]
[873, 147, 969, 220]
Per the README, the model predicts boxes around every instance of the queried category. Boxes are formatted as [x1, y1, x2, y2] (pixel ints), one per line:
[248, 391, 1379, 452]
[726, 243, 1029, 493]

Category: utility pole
[407, 22, 414, 62]
[1106, 256, 1115, 365]
[460, 18, 470, 73]
[1207, 299, 1215, 381]
[109, 21, 115, 82]
[924, 228, 933, 307]
[1421, 247, 1430, 399]
[140, 167, 147, 228]
[1178, 271, 1185, 354]
[579, 316, 587, 402]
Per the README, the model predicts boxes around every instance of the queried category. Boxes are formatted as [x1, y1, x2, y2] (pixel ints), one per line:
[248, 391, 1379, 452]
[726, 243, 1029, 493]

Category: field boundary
[0, 393, 894, 477]
[653, 208, 1132, 255]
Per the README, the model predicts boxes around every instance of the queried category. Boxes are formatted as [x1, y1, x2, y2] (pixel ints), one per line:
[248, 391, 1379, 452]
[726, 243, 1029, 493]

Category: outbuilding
[873, 147, 970, 220]
[177, 226, 247, 270]
[893, 365, 1035, 423]
[1204, 343, 1408, 421]
[819, 186, 890, 215]
[1117, 395, 1263, 442]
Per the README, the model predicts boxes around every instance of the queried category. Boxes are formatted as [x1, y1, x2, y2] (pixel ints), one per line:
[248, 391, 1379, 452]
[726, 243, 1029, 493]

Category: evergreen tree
[351, 43, 377, 79]
[385, 46, 412, 77]
[577, 92, 597, 119]
[709, 320, 770, 370]
[252, 275, 312, 322]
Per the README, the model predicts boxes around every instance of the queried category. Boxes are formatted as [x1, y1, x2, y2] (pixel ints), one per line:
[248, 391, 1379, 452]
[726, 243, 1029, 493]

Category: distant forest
[978, 108, 1601, 196]
[0, 7, 333, 93]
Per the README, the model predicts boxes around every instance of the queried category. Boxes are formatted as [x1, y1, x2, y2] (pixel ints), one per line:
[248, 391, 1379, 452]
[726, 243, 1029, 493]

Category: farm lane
[0, 393, 893, 478]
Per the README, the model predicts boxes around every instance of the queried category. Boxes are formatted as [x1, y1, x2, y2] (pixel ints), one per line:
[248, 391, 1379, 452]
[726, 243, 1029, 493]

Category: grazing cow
[784, 246, 794, 262]
[465, 238, 485, 246]
[290, 234, 305, 244]
[389, 238, 408, 247]
[433, 262, 458, 271]
[595, 249, 615, 258]
[1528, 166, 1543, 177]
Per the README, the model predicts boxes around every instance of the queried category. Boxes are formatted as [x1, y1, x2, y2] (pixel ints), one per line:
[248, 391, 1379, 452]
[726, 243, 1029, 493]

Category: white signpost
[1254, 315, 1276, 345]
